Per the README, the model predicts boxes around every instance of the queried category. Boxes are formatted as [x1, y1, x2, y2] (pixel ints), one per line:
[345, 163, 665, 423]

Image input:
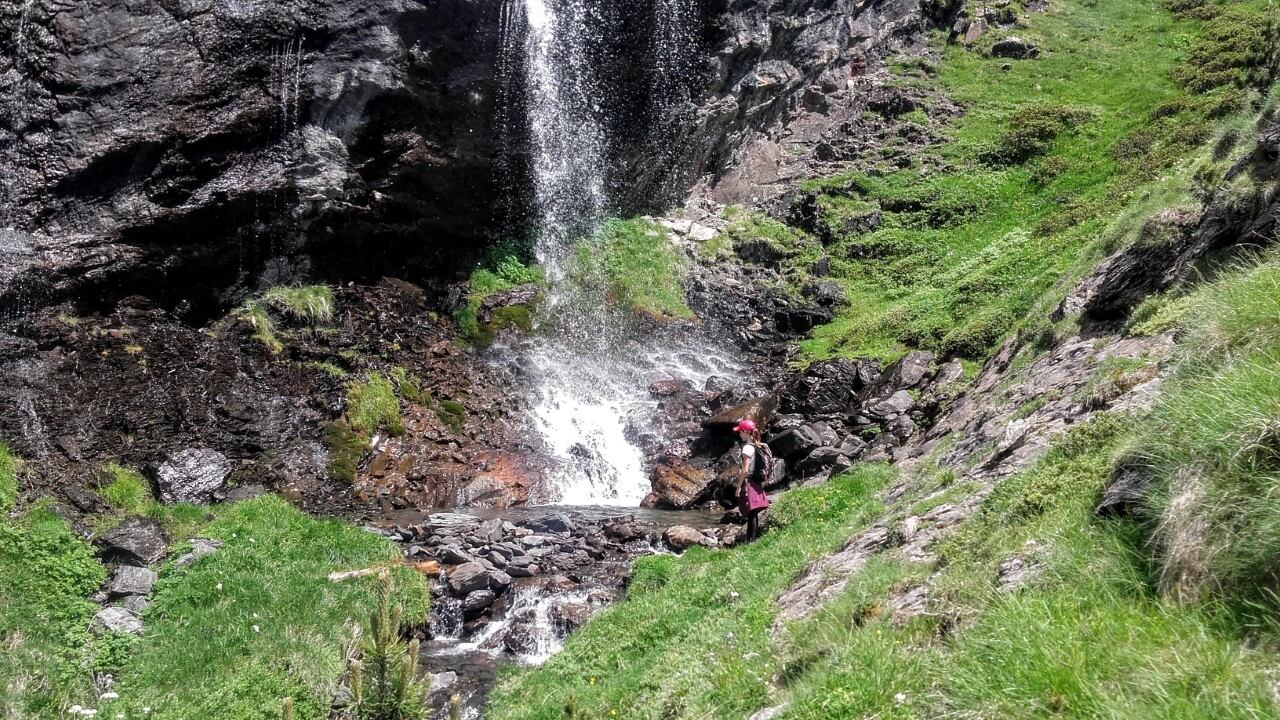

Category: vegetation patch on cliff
[455, 242, 544, 346]
[574, 218, 694, 320]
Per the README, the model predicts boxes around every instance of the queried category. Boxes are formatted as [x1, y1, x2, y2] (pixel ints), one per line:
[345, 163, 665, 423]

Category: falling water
[502, 0, 731, 505]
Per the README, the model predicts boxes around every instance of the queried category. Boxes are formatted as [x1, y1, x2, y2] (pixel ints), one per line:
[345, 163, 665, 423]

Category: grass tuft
[573, 218, 694, 320]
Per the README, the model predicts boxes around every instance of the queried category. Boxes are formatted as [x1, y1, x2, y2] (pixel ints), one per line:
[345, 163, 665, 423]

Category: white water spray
[505, 0, 734, 505]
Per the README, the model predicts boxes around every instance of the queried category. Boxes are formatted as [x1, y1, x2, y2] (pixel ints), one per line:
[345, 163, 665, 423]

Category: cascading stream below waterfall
[502, 0, 737, 505]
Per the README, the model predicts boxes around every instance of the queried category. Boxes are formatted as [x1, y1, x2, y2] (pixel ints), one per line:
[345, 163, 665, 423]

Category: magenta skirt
[739, 479, 770, 515]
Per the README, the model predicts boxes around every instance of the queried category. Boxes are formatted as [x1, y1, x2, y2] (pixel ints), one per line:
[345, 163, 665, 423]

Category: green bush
[980, 105, 1095, 166]
[324, 421, 365, 484]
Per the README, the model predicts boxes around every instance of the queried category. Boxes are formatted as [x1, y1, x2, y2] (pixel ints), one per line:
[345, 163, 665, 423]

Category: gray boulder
[524, 513, 575, 535]
[174, 538, 222, 568]
[105, 565, 157, 598]
[866, 390, 915, 420]
[154, 448, 231, 504]
[991, 36, 1040, 59]
[91, 606, 143, 636]
[97, 516, 169, 566]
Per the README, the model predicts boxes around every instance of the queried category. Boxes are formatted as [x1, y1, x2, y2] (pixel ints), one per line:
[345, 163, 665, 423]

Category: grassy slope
[0, 483, 428, 720]
[797, 0, 1216, 362]
[489, 1, 1280, 717]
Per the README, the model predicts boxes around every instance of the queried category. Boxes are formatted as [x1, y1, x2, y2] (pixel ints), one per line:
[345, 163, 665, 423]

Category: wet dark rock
[649, 379, 688, 397]
[769, 425, 823, 461]
[839, 435, 868, 458]
[1095, 464, 1154, 518]
[447, 562, 490, 597]
[780, 358, 879, 416]
[478, 518, 505, 544]
[488, 570, 513, 595]
[92, 607, 144, 636]
[463, 590, 496, 618]
[650, 459, 716, 510]
[604, 520, 650, 543]
[154, 448, 231, 504]
[549, 599, 594, 634]
[105, 565, 157, 599]
[505, 563, 539, 578]
[991, 36, 1040, 59]
[703, 395, 778, 431]
[96, 516, 169, 566]
[1054, 208, 1203, 321]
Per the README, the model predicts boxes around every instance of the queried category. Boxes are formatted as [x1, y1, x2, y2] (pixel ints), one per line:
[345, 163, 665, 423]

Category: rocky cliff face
[0, 0, 935, 321]
[1, 0, 510, 321]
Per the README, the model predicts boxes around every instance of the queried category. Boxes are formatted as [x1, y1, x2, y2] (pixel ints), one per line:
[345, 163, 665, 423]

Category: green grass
[0, 441, 16, 512]
[794, 0, 1273, 363]
[1135, 250, 1280, 605]
[100, 463, 152, 516]
[346, 373, 404, 436]
[573, 218, 694, 320]
[263, 285, 334, 324]
[487, 465, 895, 720]
[89, 495, 430, 720]
[0, 503, 109, 717]
[490, 410, 1280, 718]
[234, 285, 335, 353]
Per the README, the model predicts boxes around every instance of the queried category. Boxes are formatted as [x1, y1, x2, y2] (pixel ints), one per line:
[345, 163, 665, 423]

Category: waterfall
[500, 0, 729, 506]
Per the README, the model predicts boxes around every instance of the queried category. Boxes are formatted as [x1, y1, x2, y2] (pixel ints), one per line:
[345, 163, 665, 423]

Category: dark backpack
[749, 442, 774, 483]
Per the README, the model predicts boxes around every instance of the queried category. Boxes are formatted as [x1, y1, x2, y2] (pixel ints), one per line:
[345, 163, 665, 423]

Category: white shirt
[741, 443, 756, 460]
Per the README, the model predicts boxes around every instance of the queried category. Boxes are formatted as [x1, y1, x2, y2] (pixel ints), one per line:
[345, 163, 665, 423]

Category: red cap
[732, 419, 757, 433]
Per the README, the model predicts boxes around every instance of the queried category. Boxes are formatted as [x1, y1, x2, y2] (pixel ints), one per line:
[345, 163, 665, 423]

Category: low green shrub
[980, 104, 1096, 166]
[99, 463, 152, 515]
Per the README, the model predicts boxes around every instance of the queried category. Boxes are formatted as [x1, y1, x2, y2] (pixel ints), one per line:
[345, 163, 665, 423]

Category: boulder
[439, 545, 477, 565]
[154, 448, 231, 504]
[105, 565, 157, 598]
[446, 562, 490, 597]
[91, 607, 143, 636]
[810, 421, 841, 447]
[650, 460, 716, 509]
[769, 426, 823, 460]
[524, 513, 575, 535]
[506, 562, 539, 578]
[866, 390, 915, 420]
[839, 435, 868, 458]
[462, 589, 496, 617]
[488, 570, 513, 595]
[664, 525, 713, 550]
[796, 447, 849, 474]
[97, 516, 169, 566]
[549, 598, 594, 634]
[477, 517, 505, 543]
[883, 351, 935, 389]
[121, 595, 152, 614]
[991, 36, 1040, 59]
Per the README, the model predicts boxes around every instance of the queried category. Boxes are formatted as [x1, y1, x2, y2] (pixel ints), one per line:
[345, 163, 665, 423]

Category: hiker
[733, 418, 772, 541]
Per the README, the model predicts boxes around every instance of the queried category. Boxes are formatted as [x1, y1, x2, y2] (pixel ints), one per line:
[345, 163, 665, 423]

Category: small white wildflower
[99, 692, 118, 701]
[252, 612, 259, 619]
[729, 591, 740, 600]
[248, 537, 255, 543]
[143, 708, 151, 715]
[117, 715, 125, 720]
[252, 624, 260, 633]
[215, 582, 223, 591]
[894, 693, 907, 704]
[70, 706, 82, 715]
[725, 631, 734, 641]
